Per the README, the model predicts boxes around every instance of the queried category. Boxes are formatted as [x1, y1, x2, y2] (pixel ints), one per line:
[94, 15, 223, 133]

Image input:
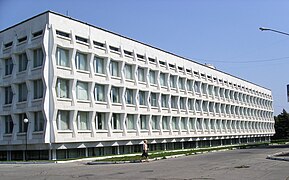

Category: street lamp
[259, 27, 289, 103]
[259, 27, 289, 36]
[23, 118, 29, 161]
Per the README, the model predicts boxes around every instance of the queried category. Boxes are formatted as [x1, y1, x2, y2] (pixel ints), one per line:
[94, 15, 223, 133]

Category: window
[34, 79, 43, 99]
[18, 53, 28, 72]
[57, 110, 70, 130]
[126, 114, 135, 130]
[18, 83, 28, 102]
[171, 96, 177, 109]
[196, 118, 202, 130]
[56, 47, 69, 67]
[194, 81, 201, 93]
[18, 113, 28, 133]
[161, 94, 168, 108]
[188, 98, 194, 110]
[181, 117, 186, 130]
[5, 115, 13, 134]
[214, 86, 219, 97]
[93, 41, 105, 48]
[160, 73, 166, 87]
[170, 75, 177, 88]
[204, 119, 209, 130]
[77, 111, 89, 130]
[150, 92, 157, 107]
[94, 84, 105, 102]
[208, 85, 213, 96]
[138, 67, 145, 82]
[137, 54, 145, 59]
[33, 48, 43, 67]
[149, 70, 156, 85]
[76, 36, 88, 43]
[4, 42, 13, 48]
[179, 97, 186, 109]
[195, 100, 201, 111]
[187, 80, 193, 92]
[162, 116, 169, 130]
[109, 46, 119, 52]
[76, 81, 88, 100]
[202, 101, 208, 112]
[151, 116, 158, 130]
[148, 57, 156, 63]
[178, 78, 185, 90]
[140, 115, 148, 130]
[125, 88, 134, 105]
[189, 118, 195, 130]
[34, 111, 44, 131]
[159, 61, 166, 66]
[169, 64, 175, 69]
[172, 117, 178, 130]
[56, 79, 69, 98]
[75, 52, 87, 71]
[56, 30, 70, 38]
[139, 90, 146, 105]
[125, 64, 133, 80]
[95, 112, 106, 130]
[201, 83, 207, 94]
[32, 30, 43, 38]
[94, 56, 104, 74]
[111, 113, 121, 130]
[124, 50, 132, 56]
[109, 60, 119, 77]
[4, 86, 13, 104]
[111, 86, 120, 103]
[5, 58, 13, 75]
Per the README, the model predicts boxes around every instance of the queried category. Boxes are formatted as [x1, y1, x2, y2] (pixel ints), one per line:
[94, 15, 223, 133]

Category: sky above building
[1, 0, 289, 115]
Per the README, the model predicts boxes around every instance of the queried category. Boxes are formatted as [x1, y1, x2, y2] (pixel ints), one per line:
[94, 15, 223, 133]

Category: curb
[0, 161, 56, 164]
[87, 160, 142, 165]
[267, 151, 289, 162]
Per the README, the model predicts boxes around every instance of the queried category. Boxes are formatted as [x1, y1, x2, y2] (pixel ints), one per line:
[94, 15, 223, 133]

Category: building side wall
[47, 12, 275, 149]
[0, 13, 49, 150]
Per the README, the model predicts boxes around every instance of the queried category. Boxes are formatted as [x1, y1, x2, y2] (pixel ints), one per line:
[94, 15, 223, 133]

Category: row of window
[4, 79, 43, 104]
[54, 37, 272, 100]
[3, 48, 44, 76]
[56, 110, 274, 132]
[55, 78, 273, 119]
[55, 47, 272, 108]
[3, 30, 43, 49]
[3, 111, 44, 134]
[56, 31, 270, 100]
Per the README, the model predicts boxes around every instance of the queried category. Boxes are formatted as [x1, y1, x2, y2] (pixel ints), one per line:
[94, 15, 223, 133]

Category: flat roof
[0, 10, 271, 92]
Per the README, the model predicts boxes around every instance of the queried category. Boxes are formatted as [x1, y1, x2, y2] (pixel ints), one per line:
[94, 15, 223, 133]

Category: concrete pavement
[1, 145, 289, 180]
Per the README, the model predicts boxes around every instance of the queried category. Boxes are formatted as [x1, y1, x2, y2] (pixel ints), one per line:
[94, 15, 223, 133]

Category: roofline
[0, 10, 271, 91]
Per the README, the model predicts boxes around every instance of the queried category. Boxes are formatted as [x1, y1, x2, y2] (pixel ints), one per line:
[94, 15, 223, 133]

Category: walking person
[141, 140, 149, 162]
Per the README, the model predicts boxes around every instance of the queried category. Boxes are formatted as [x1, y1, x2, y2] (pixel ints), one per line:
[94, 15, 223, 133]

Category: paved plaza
[1, 145, 289, 180]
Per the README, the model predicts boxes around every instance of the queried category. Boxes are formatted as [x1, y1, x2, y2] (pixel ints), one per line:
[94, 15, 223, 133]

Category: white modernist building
[0, 11, 275, 160]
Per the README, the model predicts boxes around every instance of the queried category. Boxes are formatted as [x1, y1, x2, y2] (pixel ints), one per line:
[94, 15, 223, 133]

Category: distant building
[287, 84, 289, 102]
[0, 11, 275, 160]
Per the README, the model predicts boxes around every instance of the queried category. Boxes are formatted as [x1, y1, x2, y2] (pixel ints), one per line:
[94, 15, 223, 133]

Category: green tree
[273, 109, 289, 140]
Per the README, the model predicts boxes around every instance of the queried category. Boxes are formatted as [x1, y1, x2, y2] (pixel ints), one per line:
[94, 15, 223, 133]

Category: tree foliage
[273, 109, 289, 140]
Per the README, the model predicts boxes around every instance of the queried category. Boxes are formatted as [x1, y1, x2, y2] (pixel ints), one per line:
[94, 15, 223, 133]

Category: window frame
[76, 81, 89, 100]
[94, 84, 105, 102]
[33, 79, 44, 99]
[33, 48, 44, 68]
[56, 47, 70, 67]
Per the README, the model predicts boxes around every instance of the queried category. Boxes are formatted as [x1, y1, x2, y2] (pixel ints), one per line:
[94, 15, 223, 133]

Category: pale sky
[1, 0, 289, 115]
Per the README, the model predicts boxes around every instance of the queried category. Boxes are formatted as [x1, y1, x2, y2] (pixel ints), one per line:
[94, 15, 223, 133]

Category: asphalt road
[1, 145, 289, 180]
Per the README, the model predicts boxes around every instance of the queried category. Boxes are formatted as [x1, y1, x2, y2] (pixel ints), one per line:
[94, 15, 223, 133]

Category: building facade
[0, 11, 275, 160]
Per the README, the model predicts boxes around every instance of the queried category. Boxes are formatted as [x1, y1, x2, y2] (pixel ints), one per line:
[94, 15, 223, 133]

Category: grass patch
[271, 139, 289, 144]
[95, 143, 269, 162]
